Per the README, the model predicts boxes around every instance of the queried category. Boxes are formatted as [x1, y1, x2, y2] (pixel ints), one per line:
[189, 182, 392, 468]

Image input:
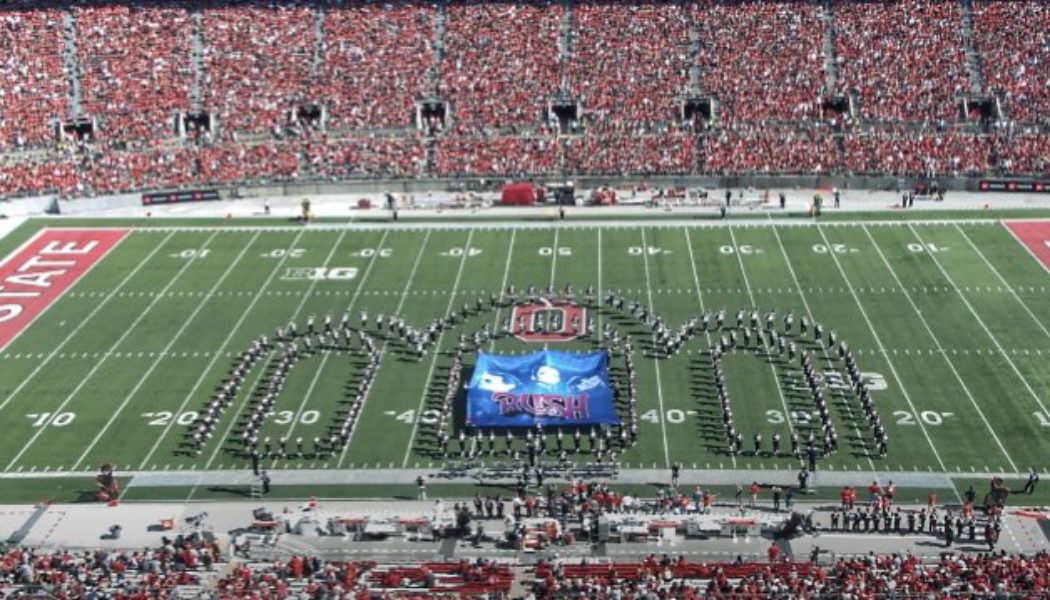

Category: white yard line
[5, 230, 222, 471]
[851, 225, 1011, 473]
[0, 231, 172, 418]
[336, 230, 432, 468]
[72, 232, 263, 471]
[401, 230, 475, 467]
[128, 217, 1016, 233]
[769, 227, 874, 471]
[956, 224, 1050, 342]
[726, 226, 796, 441]
[549, 226, 560, 290]
[274, 230, 394, 466]
[638, 228, 671, 468]
[684, 227, 736, 469]
[197, 229, 354, 476]
[136, 229, 310, 469]
[0, 226, 46, 268]
[485, 229, 517, 353]
[597, 228, 603, 342]
[905, 223, 1050, 426]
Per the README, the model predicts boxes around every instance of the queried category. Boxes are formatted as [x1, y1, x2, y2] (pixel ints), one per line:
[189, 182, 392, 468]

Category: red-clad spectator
[973, 1, 1050, 123]
[317, 3, 435, 130]
[836, 0, 971, 122]
[699, 1, 825, 125]
[568, 2, 692, 124]
[844, 128, 992, 175]
[304, 134, 425, 178]
[564, 127, 696, 175]
[704, 127, 840, 174]
[0, 10, 70, 150]
[435, 136, 559, 176]
[200, 5, 315, 135]
[440, 1, 563, 134]
[993, 131, 1050, 176]
[75, 5, 193, 142]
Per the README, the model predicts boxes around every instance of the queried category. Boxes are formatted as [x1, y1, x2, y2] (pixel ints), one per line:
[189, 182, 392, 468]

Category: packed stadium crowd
[0, 533, 218, 597]
[834, 0, 970, 123]
[3, 541, 1046, 598]
[0, 0, 1047, 199]
[530, 550, 1050, 598]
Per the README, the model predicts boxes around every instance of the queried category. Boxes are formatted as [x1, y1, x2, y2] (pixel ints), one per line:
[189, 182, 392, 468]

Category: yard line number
[812, 243, 857, 254]
[142, 410, 320, 426]
[539, 247, 572, 256]
[640, 409, 688, 424]
[441, 247, 482, 257]
[907, 242, 948, 253]
[26, 412, 75, 427]
[719, 244, 762, 255]
[894, 410, 953, 426]
[174, 249, 210, 259]
[388, 409, 440, 424]
[766, 409, 813, 424]
[353, 248, 392, 258]
[262, 248, 305, 258]
[629, 246, 671, 256]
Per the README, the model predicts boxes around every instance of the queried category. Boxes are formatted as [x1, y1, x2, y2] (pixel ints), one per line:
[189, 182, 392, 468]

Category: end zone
[1003, 221, 1050, 274]
[0, 228, 129, 351]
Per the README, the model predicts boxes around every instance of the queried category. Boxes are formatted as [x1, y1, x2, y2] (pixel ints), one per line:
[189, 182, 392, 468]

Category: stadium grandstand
[0, 0, 1045, 198]
[1, 1, 1050, 598]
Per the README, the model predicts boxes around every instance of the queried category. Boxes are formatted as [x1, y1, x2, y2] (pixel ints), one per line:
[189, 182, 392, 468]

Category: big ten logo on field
[281, 267, 358, 281]
[511, 300, 587, 342]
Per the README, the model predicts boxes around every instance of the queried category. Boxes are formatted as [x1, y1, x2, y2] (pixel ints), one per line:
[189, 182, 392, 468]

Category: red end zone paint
[0, 228, 129, 351]
[1004, 221, 1050, 274]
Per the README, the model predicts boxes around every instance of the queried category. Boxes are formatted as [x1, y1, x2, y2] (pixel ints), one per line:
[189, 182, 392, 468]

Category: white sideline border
[26, 216, 1050, 233]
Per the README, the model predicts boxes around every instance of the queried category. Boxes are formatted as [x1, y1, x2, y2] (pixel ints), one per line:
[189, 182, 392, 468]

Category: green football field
[0, 216, 1048, 489]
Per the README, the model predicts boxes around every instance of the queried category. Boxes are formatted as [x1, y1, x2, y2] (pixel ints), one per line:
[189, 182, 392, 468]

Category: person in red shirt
[767, 543, 781, 563]
[868, 480, 881, 500]
[749, 482, 760, 509]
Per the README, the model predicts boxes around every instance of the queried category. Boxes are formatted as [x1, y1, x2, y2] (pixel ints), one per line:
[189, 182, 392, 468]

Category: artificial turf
[0, 214, 1048, 503]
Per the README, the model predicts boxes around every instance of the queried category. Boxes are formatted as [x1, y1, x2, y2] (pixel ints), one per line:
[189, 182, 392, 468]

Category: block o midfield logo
[510, 299, 586, 342]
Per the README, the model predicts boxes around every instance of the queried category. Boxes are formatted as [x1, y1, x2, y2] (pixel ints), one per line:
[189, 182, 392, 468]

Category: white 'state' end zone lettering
[0, 230, 127, 342]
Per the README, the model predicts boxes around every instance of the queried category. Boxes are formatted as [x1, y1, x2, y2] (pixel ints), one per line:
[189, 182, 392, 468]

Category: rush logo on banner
[0, 228, 128, 351]
[466, 350, 618, 428]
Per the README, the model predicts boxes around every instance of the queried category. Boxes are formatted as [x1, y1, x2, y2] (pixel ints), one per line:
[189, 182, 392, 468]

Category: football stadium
[0, 0, 1048, 597]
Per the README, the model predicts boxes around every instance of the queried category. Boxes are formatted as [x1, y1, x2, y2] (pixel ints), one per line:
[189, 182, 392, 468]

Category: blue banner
[466, 350, 618, 428]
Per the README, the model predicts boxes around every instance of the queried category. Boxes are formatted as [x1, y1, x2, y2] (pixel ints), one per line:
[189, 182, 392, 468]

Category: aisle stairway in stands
[61, 8, 83, 121]
[311, 5, 325, 84]
[189, 8, 206, 114]
[431, 1, 447, 95]
[821, 0, 839, 93]
[959, 0, 986, 95]
[559, 0, 573, 93]
[687, 8, 702, 97]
